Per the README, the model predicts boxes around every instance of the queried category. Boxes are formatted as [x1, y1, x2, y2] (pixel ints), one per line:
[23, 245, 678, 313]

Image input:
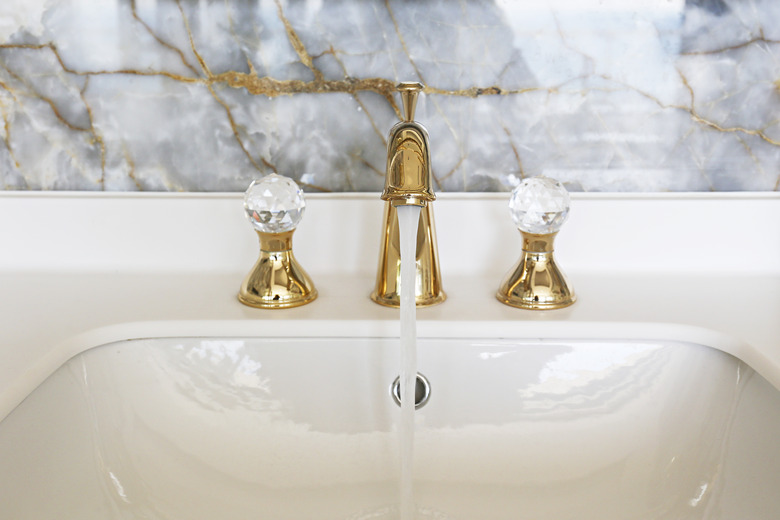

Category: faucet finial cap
[397, 82, 424, 122]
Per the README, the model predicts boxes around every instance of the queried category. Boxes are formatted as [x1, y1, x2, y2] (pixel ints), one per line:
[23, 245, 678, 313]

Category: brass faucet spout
[380, 83, 435, 207]
[372, 82, 445, 307]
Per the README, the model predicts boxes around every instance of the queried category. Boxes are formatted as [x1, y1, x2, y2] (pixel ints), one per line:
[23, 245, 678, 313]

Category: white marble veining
[0, 0, 778, 192]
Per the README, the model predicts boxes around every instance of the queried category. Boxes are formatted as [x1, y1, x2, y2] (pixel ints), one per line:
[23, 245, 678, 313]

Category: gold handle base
[238, 231, 317, 310]
[496, 232, 575, 310]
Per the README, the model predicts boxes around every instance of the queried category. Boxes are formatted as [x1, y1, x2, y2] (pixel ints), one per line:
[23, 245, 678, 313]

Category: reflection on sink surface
[1, 337, 780, 519]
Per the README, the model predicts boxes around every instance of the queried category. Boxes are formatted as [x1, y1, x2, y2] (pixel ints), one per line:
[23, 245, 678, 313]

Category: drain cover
[390, 373, 431, 409]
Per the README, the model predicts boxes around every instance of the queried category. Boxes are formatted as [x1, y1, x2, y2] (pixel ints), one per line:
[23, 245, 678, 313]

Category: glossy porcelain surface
[2, 337, 779, 519]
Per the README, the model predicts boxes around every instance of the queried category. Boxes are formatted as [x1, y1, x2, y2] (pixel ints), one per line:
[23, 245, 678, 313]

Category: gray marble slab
[0, 0, 777, 192]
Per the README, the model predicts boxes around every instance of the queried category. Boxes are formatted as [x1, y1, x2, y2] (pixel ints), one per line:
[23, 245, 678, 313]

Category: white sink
[0, 193, 778, 518]
[2, 336, 779, 519]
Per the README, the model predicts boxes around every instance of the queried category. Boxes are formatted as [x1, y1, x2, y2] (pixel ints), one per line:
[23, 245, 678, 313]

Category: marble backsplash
[0, 0, 777, 193]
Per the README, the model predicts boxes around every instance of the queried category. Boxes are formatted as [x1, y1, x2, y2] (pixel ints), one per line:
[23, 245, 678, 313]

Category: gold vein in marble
[215, 72, 397, 101]
[384, 0, 461, 188]
[271, 0, 400, 144]
[425, 85, 542, 98]
[0, 48, 108, 187]
[121, 143, 143, 191]
[0, 85, 24, 188]
[605, 71, 780, 150]
[503, 125, 526, 178]
[78, 76, 106, 187]
[177, 0, 280, 185]
[735, 133, 772, 188]
[676, 69, 779, 147]
[176, 0, 211, 77]
[681, 30, 780, 56]
[0, 58, 89, 134]
[3, 38, 778, 153]
[0, 43, 201, 84]
[384, 0, 425, 85]
[274, 0, 321, 83]
[130, 0, 200, 77]
[317, 45, 388, 147]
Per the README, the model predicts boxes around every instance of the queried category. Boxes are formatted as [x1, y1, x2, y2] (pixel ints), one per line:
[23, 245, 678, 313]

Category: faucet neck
[257, 230, 294, 252]
[521, 232, 558, 253]
[397, 81, 424, 121]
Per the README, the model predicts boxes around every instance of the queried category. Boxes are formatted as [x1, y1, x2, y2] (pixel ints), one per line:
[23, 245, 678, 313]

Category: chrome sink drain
[390, 373, 431, 409]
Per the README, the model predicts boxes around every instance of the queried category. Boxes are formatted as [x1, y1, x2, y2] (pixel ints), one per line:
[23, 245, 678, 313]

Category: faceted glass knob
[508, 177, 570, 235]
[244, 174, 305, 234]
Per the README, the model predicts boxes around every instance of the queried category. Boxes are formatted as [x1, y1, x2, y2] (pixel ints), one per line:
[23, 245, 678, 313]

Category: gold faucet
[371, 82, 445, 307]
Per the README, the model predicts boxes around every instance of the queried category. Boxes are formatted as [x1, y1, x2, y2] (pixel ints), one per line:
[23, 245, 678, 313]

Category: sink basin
[1, 336, 779, 519]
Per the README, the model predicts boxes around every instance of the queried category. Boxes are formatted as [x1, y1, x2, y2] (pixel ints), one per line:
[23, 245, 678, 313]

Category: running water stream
[397, 205, 421, 520]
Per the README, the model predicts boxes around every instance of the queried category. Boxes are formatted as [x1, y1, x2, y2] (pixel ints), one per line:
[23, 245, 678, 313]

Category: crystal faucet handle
[244, 173, 306, 234]
[238, 174, 317, 309]
[508, 177, 570, 235]
[497, 176, 576, 310]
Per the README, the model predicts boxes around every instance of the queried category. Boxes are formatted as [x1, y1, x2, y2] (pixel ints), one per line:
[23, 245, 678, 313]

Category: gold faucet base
[496, 232, 576, 310]
[238, 230, 317, 309]
[371, 201, 445, 308]
[370, 289, 447, 309]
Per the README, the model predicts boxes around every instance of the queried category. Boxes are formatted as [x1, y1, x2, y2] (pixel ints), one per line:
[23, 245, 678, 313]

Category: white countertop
[1, 192, 778, 421]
